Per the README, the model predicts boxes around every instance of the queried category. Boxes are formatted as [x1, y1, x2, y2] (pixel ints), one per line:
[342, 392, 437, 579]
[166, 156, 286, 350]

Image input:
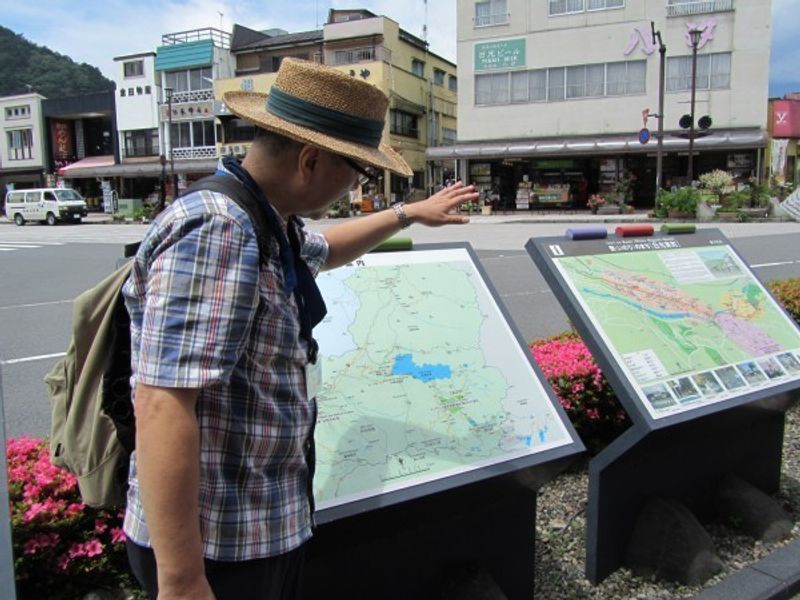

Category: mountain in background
[0, 25, 114, 99]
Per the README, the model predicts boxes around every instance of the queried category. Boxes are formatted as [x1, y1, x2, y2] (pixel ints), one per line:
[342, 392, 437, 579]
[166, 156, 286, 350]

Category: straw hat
[223, 58, 413, 177]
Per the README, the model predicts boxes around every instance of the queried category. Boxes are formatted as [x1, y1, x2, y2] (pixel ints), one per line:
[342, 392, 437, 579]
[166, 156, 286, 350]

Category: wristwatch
[392, 202, 411, 229]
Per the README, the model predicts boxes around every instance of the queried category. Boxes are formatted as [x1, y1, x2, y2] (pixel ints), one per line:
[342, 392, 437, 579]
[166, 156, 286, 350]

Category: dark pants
[126, 539, 306, 600]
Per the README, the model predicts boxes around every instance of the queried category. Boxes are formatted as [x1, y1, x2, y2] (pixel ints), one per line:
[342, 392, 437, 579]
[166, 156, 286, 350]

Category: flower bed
[7, 437, 135, 599]
[530, 332, 630, 453]
[769, 277, 800, 325]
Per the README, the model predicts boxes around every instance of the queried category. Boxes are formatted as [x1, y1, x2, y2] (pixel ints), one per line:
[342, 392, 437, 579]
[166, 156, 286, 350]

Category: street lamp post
[651, 22, 666, 196]
[164, 87, 178, 200]
[687, 28, 703, 183]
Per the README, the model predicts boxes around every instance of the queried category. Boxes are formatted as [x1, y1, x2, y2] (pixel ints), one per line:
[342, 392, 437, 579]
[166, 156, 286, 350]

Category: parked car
[4, 188, 88, 225]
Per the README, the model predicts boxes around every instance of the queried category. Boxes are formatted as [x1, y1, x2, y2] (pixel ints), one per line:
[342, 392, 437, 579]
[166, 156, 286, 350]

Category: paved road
[1, 219, 799, 439]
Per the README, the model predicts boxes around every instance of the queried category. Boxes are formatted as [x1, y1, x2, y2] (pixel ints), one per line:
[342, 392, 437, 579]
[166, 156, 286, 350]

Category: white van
[4, 188, 88, 226]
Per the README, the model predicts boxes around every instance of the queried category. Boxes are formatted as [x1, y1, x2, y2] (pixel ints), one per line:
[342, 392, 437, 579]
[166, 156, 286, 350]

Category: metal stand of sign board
[305, 474, 544, 600]
[0, 369, 19, 600]
[586, 396, 792, 583]
[527, 229, 800, 584]
[304, 242, 585, 599]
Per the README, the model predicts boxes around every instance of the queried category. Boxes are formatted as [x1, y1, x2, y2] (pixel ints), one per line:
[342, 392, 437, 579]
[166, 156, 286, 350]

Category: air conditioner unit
[234, 145, 243, 155]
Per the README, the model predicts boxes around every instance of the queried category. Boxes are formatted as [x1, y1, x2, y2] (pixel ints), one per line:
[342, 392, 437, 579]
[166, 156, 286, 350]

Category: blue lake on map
[392, 354, 452, 382]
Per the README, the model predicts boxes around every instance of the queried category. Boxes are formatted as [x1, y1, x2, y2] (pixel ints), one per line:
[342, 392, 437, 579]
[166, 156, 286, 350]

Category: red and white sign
[50, 120, 73, 160]
[772, 100, 800, 138]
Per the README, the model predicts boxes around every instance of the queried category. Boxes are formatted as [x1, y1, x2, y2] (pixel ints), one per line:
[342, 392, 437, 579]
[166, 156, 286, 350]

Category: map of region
[313, 248, 573, 511]
[553, 245, 800, 419]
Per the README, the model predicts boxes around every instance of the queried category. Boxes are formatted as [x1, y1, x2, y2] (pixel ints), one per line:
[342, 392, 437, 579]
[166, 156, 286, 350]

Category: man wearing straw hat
[122, 58, 477, 600]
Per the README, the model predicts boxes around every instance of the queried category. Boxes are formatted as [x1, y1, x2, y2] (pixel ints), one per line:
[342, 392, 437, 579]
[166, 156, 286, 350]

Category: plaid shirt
[122, 167, 329, 560]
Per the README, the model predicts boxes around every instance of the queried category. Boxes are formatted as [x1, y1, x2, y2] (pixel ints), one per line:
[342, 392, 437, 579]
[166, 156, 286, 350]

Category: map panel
[552, 244, 800, 420]
[313, 247, 574, 511]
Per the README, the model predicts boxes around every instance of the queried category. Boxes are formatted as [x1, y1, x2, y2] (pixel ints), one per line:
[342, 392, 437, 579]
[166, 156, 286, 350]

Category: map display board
[312, 244, 581, 519]
[527, 230, 800, 427]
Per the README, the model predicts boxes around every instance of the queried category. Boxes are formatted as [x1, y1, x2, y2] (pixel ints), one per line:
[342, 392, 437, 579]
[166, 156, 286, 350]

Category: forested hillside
[0, 25, 114, 98]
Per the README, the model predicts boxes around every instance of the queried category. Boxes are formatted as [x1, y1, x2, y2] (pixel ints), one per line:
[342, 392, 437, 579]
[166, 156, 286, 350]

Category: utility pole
[687, 28, 702, 183]
[651, 22, 666, 195]
[164, 87, 178, 200]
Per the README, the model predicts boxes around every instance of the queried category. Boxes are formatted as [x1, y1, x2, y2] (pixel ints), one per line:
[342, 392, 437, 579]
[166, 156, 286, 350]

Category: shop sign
[50, 120, 73, 161]
[772, 100, 800, 138]
[534, 159, 575, 169]
[474, 39, 526, 71]
[727, 153, 754, 169]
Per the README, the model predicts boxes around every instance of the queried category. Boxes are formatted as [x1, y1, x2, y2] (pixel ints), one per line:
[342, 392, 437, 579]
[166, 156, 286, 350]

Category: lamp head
[688, 28, 702, 47]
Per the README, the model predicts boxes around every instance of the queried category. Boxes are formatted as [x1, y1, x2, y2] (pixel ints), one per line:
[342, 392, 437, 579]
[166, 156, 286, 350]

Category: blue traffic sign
[638, 128, 651, 144]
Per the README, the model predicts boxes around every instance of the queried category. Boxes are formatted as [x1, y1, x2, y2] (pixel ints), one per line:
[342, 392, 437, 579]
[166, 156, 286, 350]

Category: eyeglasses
[341, 156, 377, 187]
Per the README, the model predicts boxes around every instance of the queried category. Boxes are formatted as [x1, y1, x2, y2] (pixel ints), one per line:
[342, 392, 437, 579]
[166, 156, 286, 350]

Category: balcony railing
[171, 146, 217, 160]
[666, 0, 733, 17]
[168, 89, 214, 104]
[332, 46, 392, 65]
[161, 27, 231, 49]
[473, 13, 511, 27]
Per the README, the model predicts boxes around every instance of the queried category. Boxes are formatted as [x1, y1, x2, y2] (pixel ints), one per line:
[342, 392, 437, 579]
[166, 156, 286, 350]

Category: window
[224, 118, 257, 142]
[390, 110, 418, 138]
[123, 60, 144, 78]
[666, 52, 731, 91]
[170, 122, 191, 147]
[44, 191, 57, 201]
[666, 0, 734, 18]
[5, 105, 30, 120]
[191, 120, 215, 147]
[145, 85, 151, 94]
[606, 60, 646, 95]
[549, 0, 622, 15]
[411, 58, 425, 78]
[124, 129, 159, 157]
[6, 128, 33, 160]
[474, 59, 645, 106]
[165, 67, 212, 93]
[433, 68, 446, 87]
[448, 75, 458, 92]
[442, 127, 457, 145]
[120, 89, 126, 97]
[24, 191, 39, 203]
[475, 0, 508, 26]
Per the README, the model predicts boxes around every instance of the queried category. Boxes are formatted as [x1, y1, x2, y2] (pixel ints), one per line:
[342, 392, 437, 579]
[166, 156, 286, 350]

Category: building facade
[155, 28, 234, 192]
[0, 93, 47, 192]
[767, 93, 800, 187]
[429, 0, 771, 208]
[215, 9, 458, 204]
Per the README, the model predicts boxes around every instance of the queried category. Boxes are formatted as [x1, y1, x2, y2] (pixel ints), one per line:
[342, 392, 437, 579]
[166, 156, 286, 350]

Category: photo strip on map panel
[311, 242, 584, 523]
[526, 228, 800, 431]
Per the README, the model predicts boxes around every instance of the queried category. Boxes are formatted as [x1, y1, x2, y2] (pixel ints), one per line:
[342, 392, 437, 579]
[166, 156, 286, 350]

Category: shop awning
[58, 155, 115, 177]
[58, 158, 219, 179]
[426, 129, 767, 160]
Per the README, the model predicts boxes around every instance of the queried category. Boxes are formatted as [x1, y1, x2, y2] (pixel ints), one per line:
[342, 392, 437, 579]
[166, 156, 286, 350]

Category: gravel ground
[534, 401, 800, 599]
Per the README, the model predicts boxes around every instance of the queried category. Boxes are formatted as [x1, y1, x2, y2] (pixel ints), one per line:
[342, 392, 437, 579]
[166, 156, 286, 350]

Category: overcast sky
[3, 0, 798, 96]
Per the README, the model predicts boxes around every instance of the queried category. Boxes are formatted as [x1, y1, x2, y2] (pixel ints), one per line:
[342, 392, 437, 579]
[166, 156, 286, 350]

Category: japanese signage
[50, 120, 73, 161]
[772, 100, 800, 138]
[474, 39, 526, 71]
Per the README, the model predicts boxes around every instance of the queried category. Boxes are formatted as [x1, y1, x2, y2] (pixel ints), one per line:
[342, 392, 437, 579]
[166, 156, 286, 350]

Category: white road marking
[750, 261, 796, 268]
[2, 352, 66, 366]
[0, 300, 72, 311]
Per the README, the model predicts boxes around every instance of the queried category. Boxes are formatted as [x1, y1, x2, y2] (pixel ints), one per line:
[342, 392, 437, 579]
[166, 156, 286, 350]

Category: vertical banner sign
[474, 39, 526, 71]
[50, 121, 73, 161]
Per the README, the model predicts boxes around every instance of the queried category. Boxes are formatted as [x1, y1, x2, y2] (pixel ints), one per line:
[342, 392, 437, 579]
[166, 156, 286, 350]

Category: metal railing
[473, 12, 511, 26]
[161, 28, 231, 49]
[171, 146, 217, 160]
[332, 46, 391, 65]
[169, 89, 214, 104]
[666, 0, 733, 17]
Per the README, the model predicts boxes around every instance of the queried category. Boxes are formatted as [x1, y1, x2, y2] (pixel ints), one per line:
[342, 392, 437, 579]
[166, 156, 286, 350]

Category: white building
[429, 0, 771, 207]
[114, 52, 161, 161]
[0, 93, 47, 191]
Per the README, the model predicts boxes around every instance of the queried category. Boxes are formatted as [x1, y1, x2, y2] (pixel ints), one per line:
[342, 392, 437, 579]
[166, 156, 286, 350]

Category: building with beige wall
[0, 93, 47, 191]
[215, 9, 458, 203]
[429, 0, 771, 208]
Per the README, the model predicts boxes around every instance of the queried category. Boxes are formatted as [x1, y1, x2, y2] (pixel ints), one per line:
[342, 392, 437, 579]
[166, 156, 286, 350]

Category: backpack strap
[185, 174, 272, 262]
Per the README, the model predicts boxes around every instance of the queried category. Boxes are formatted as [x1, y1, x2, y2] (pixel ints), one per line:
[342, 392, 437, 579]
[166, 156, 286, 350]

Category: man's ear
[297, 145, 321, 185]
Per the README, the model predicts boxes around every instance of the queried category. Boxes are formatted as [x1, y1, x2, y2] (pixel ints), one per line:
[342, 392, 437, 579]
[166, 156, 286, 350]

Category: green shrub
[530, 332, 630, 453]
[768, 278, 800, 325]
[657, 187, 701, 216]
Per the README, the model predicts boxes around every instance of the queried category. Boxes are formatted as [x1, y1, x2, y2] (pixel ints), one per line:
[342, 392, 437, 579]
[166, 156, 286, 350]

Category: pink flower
[94, 519, 108, 534]
[110, 527, 127, 544]
[84, 539, 104, 558]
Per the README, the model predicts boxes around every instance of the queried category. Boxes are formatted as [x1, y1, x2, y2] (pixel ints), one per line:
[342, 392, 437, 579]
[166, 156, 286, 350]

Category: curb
[693, 538, 800, 600]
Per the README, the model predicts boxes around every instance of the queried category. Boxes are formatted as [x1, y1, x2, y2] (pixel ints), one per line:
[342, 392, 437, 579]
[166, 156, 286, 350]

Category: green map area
[554, 246, 800, 417]
[313, 249, 572, 510]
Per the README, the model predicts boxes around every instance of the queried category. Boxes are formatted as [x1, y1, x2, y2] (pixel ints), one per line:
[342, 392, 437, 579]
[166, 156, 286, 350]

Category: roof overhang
[59, 158, 218, 179]
[426, 129, 767, 160]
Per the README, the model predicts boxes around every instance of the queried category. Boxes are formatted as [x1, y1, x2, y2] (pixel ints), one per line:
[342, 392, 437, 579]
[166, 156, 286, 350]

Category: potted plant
[657, 187, 701, 219]
[587, 194, 606, 214]
[699, 169, 734, 205]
